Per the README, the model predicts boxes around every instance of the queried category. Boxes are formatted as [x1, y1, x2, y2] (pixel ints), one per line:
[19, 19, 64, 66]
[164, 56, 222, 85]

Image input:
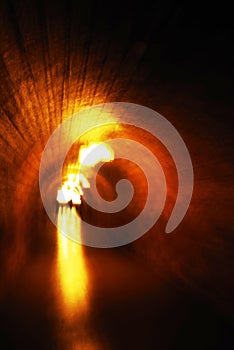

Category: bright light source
[77, 173, 90, 189]
[71, 190, 82, 205]
[57, 175, 84, 205]
[57, 189, 70, 204]
[79, 143, 114, 166]
[57, 142, 114, 206]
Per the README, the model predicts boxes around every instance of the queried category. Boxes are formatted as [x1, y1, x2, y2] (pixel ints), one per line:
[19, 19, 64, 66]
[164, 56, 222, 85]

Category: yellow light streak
[57, 206, 88, 313]
[55, 141, 114, 314]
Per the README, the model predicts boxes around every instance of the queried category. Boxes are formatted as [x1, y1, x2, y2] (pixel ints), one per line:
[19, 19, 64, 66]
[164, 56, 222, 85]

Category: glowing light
[77, 173, 90, 188]
[57, 206, 88, 312]
[55, 141, 114, 313]
[57, 189, 69, 204]
[57, 143, 114, 205]
[57, 174, 84, 205]
[79, 143, 114, 166]
[68, 173, 76, 182]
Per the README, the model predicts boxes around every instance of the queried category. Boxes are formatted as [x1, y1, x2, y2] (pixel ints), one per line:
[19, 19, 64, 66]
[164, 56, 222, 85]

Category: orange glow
[56, 206, 88, 313]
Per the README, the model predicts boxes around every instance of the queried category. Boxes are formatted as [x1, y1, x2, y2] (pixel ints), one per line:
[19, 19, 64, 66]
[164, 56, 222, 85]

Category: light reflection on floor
[56, 206, 88, 316]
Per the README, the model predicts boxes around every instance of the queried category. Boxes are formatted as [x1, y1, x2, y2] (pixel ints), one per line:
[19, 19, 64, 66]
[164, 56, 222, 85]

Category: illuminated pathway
[0, 1, 233, 349]
[57, 206, 88, 316]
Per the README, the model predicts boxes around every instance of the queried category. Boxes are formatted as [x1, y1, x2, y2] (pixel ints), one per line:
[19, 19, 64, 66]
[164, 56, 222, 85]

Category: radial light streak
[56, 206, 88, 314]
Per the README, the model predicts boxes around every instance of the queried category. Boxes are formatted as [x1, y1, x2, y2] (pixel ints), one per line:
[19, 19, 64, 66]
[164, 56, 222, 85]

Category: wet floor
[0, 205, 233, 349]
[0, 1, 234, 349]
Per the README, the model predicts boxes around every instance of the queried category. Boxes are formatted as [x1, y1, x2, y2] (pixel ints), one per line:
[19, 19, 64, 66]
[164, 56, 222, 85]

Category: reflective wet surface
[1, 171, 234, 349]
[0, 1, 234, 349]
[1, 216, 234, 349]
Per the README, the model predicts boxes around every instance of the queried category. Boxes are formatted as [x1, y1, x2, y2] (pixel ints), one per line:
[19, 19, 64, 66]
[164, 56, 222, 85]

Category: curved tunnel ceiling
[0, 0, 233, 348]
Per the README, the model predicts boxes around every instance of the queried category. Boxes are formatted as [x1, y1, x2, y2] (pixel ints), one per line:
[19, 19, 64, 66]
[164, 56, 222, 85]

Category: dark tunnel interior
[0, 1, 233, 349]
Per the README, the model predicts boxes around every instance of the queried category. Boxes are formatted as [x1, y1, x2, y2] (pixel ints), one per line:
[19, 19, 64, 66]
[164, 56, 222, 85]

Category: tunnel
[0, 1, 233, 349]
